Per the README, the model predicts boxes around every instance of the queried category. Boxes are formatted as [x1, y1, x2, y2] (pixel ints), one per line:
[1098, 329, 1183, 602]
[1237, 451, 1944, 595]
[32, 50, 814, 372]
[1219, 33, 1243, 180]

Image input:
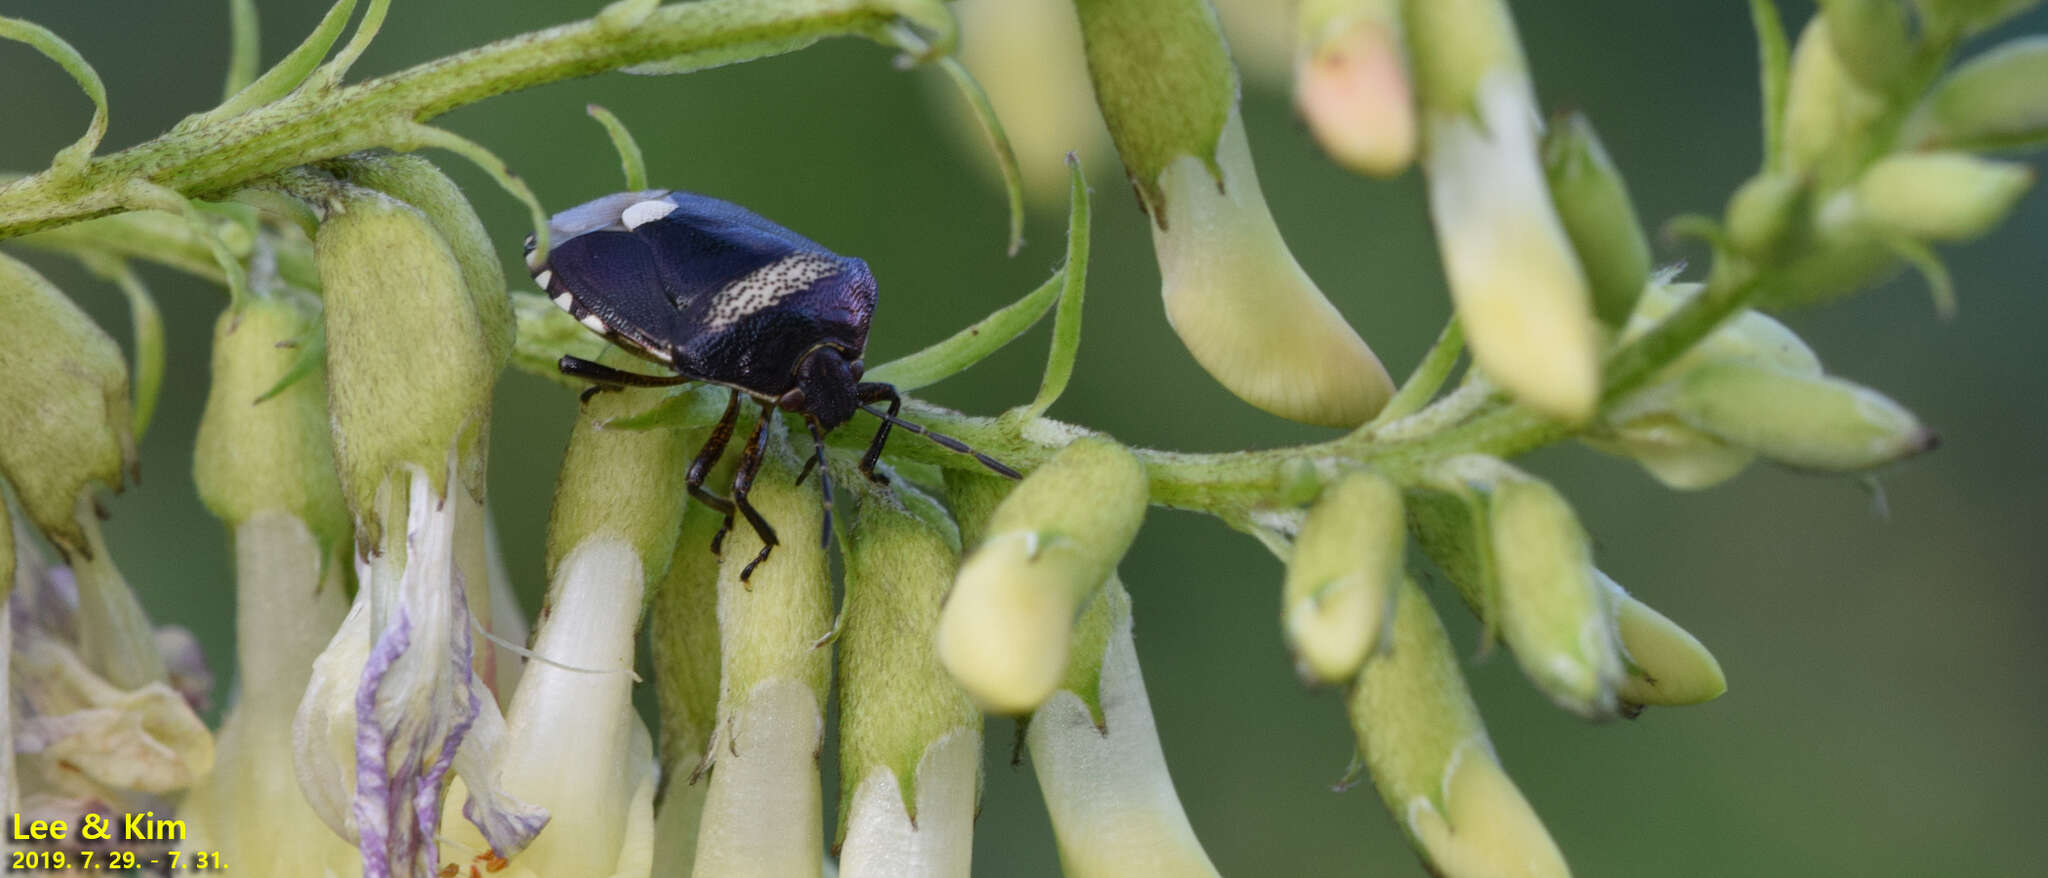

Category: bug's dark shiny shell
[525, 190, 877, 397]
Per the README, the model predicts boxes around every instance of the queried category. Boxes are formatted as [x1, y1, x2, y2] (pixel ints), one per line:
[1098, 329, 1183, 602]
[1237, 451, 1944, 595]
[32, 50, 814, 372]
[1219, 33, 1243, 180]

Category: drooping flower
[1409, 0, 1602, 421]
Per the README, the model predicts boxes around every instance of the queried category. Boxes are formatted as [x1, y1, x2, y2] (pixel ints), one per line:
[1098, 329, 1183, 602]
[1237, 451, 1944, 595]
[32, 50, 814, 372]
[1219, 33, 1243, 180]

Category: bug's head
[785, 346, 861, 430]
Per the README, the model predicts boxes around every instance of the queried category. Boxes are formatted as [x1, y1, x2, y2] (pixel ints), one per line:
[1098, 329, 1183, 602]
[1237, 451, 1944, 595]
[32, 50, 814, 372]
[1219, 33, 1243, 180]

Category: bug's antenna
[858, 405, 1023, 480]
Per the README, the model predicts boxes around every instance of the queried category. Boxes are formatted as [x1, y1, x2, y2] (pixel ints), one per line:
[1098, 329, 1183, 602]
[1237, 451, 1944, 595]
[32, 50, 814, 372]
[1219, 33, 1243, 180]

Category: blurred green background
[4, 1, 2045, 875]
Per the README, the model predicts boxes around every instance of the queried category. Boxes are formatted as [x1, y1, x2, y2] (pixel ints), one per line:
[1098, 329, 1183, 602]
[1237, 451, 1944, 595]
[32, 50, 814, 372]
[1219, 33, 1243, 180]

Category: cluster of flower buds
[1586, 281, 1935, 488]
[1274, 451, 1728, 873]
[1728, 0, 2039, 309]
[1, 249, 214, 859]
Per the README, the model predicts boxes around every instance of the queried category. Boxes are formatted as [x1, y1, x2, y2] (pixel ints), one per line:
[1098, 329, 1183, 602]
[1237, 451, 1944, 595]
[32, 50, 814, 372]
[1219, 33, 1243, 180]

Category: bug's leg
[731, 403, 782, 582]
[688, 391, 742, 554]
[804, 415, 835, 549]
[854, 382, 903, 485]
[857, 399, 1024, 480]
[558, 355, 689, 391]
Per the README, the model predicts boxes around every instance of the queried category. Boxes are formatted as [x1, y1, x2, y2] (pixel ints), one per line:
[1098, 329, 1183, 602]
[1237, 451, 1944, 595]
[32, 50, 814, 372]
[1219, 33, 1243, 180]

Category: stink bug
[525, 190, 1021, 579]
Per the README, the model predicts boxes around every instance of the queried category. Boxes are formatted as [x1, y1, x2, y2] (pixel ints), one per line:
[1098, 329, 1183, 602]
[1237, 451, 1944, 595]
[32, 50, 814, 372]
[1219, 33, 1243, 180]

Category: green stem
[0, 0, 927, 240]
[825, 265, 1764, 528]
[1361, 317, 1463, 430]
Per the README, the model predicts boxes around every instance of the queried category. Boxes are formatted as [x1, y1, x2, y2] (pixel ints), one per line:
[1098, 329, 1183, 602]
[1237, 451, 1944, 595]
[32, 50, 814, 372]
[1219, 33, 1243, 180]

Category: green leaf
[1021, 158, 1091, 420]
[1751, 0, 1792, 171]
[862, 261, 1067, 393]
[205, 0, 358, 121]
[585, 104, 649, 191]
[118, 181, 255, 306]
[0, 15, 110, 178]
[888, 22, 1025, 256]
[311, 0, 391, 88]
[223, 0, 260, 100]
[1363, 318, 1464, 431]
[84, 259, 165, 441]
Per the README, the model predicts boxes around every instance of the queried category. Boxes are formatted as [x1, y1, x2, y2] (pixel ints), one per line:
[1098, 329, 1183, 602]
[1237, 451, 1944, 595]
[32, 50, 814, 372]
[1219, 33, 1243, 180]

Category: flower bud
[838, 490, 980, 876]
[192, 292, 349, 558]
[937, 437, 1147, 714]
[1347, 579, 1569, 878]
[1670, 361, 1936, 472]
[1821, 0, 1913, 90]
[1596, 570, 1726, 709]
[1411, 1, 1600, 421]
[649, 501, 723, 871]
[1486, 474, 1624, 719]
[1411, 455, 1624, 718]
[1151, 110, 1397, 426]
[329, 152, 514, 369]
[1854, 152, 2034, 242]
[1622, 282, 1823, 389]
[316, 187, 497, 541]
[1077, 0, 1395, 426]
[1906, 36, 2048, 151]
[1283, 470, 1404, 684]
[1583, 417, 1757, 491]
[1028, 578, 1222, 878]
[1295, 0, 1416, 177]
[692, 442, 833, 878]
[1072, 0, 1234, 217]
[1783, 18, 1886, 181]
[1542, 112, 1651, 327]
[0, 251, 134, 555]
[543, 351, 694, 587]
[1724, 172, 1806, 258]
[1587, 283, 1825, 489]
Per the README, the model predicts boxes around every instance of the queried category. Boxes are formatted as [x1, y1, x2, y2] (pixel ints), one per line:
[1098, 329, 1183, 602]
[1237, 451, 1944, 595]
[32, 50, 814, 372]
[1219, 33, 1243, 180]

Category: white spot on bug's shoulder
[551, 292, 575, 311]
[703, 253, 841, 330]
[621, 199, 676, 231]
[580, 313, 609, 332]
[533, 269, 553, 290]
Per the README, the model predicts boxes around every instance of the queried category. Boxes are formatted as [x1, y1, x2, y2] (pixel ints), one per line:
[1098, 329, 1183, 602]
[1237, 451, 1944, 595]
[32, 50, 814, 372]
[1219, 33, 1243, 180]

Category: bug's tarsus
[855, 382, 901, 485]
[688, 391, 743, 555]
[731, 401, 781, 583]
[856, 399, 1024, 480]
[803, 415, 836, 549]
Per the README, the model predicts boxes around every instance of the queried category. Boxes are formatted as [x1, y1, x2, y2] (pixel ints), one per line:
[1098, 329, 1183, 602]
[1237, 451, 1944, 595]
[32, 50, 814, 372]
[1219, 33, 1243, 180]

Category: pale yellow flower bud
[1597, 571, 1727, 709]
[1670, 362, 1935, 472]
[1283, 470, 1404, 684]
[1295, 0, 1416, 177]
[937, 438, 1146, 713]
[1417, 61, 1601, 420]
[1855, 152, 2034, 242]
[1153, 109, 1396, 427]
[1349, 580, 1569, 878]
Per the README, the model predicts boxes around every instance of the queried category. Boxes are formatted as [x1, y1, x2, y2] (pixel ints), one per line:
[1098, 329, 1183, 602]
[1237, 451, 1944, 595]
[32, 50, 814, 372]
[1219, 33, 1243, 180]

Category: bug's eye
[848, 359, 865, 381]
[778, 388, 808, 411]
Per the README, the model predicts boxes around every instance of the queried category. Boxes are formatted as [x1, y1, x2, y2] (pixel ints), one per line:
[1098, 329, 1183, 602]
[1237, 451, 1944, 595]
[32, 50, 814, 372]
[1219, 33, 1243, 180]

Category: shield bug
[525, 190, 1021, 579]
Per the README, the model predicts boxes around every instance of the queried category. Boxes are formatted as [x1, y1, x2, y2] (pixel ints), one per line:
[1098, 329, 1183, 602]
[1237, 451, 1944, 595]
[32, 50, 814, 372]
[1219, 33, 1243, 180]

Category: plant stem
[0, 0, 919, 239]
[831, 264, 1763, 527]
